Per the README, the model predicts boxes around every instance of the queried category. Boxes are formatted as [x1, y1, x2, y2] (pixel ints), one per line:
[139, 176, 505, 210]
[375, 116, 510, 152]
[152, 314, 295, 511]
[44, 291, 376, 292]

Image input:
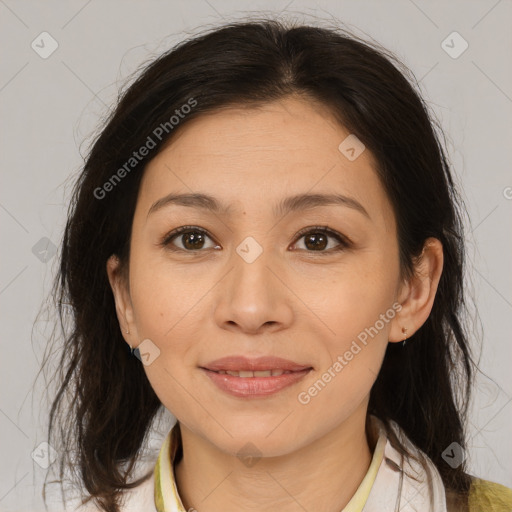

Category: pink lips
[200, 356, 313, 398]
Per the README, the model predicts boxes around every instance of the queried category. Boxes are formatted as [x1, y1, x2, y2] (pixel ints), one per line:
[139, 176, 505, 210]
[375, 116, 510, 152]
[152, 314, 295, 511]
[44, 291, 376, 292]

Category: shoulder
[468, 477, 512, 512]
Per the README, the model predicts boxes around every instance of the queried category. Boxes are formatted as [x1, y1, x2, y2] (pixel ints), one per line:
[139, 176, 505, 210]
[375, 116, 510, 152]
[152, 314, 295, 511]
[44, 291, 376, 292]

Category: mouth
[200, 356, 313, 398]
[207, 369, 299, 377]
[201, 355, 312, 373]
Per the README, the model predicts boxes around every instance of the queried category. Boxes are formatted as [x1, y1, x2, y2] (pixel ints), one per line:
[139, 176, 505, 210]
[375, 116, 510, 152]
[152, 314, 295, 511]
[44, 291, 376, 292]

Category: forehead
[137, 96, 394, 230]
[155, 96, 355, 167]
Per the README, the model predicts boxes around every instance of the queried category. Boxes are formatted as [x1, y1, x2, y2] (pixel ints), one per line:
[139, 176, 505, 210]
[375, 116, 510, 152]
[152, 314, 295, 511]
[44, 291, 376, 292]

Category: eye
[291, 226, 351, 253]
[159, 225, 351, 254]
[160, 226, 220, 252]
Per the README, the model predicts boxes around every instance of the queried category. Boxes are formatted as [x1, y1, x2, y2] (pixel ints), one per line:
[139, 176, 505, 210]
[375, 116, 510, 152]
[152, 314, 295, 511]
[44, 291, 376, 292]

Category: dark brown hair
[40, 18, 477, 511]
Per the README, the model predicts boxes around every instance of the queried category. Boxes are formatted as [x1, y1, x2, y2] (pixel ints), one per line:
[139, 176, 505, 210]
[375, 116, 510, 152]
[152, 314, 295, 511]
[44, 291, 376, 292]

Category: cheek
[129, 251, 202, 339]
[313, 260, 398, 347]
[297, 301, 392, 429]
[127, 258, 211, 407]
[308, 259, 398, 402]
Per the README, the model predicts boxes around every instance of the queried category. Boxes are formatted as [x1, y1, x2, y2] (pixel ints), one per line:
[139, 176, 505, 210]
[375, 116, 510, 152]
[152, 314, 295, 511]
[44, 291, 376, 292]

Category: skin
[107, 94, 443, 512]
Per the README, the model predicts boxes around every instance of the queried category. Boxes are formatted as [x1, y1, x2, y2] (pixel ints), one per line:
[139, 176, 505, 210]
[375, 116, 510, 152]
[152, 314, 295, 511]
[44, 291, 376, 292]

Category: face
[109, 95, 409, 457]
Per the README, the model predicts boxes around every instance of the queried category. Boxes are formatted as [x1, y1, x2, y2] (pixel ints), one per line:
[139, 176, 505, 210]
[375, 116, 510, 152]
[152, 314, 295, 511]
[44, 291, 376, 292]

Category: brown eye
[303, 232, 328, 251]
[160, 225, 350, 254]
[292, 227, 350, 253]
[161, 226, 219, 252]
[179, 230, 207, 250]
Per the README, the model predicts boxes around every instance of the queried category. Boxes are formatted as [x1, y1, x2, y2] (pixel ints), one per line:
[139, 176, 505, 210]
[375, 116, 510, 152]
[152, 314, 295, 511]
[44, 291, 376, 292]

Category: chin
[199, 417, 305, 459]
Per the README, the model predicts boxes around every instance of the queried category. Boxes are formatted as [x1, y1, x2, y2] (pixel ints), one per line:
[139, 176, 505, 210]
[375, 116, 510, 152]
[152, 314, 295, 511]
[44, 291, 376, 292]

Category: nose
[213, 247, 294, 335]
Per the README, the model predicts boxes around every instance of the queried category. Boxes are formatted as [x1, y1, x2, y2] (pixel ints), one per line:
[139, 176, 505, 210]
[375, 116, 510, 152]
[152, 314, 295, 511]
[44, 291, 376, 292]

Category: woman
[42, 19, 512, 512]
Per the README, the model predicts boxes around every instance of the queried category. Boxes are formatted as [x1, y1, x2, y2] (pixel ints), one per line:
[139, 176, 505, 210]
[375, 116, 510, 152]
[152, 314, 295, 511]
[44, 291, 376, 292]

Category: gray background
[1, 0, 511, 510]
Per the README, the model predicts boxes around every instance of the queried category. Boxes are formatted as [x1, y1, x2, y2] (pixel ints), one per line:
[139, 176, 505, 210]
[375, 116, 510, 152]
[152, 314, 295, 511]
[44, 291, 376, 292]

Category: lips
[200, 356, 313, 398]
[213, 369, 292, 377]
[201, 355, 312, 373]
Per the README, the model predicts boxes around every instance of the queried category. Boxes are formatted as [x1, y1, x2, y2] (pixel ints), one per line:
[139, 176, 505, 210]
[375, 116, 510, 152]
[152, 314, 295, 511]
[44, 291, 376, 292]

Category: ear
[106, 254, 139, 346]
[388, 237, 444, 343]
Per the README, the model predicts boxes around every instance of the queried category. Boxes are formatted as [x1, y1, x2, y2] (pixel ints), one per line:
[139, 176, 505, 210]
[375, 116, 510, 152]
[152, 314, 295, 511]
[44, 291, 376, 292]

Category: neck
[174, 407, 374, 512]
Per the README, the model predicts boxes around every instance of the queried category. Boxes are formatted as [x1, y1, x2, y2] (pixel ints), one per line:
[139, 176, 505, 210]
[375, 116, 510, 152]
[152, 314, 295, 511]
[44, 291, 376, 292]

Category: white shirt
[74, 415, 447, 511]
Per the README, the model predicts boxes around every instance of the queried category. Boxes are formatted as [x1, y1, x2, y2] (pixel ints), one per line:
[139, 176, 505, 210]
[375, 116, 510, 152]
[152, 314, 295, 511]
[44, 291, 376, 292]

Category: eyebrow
[147, 192, 371, 220]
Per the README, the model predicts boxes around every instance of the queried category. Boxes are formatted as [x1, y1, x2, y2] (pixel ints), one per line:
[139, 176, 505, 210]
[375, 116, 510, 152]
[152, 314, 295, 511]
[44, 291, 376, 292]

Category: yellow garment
[153, 421, 512, 511]
[341, 423, 386, 511]
[468, 477, 512, 512]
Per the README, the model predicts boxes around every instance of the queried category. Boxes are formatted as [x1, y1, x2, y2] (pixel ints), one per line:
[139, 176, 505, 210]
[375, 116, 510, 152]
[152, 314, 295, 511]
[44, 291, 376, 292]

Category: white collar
[361, 417, 447, 511]
[76, 416, 447, 511]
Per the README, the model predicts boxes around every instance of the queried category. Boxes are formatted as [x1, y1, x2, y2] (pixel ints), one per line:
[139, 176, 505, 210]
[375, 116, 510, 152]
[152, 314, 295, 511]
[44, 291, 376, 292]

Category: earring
[125, 329, 130, 334]
[401, 327, 408, 347]
[129, 344, 141, 360]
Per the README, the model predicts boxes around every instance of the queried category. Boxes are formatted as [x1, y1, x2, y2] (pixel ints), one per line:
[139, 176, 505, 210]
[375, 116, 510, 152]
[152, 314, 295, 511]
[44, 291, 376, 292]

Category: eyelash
[159, 225, 352, 254]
